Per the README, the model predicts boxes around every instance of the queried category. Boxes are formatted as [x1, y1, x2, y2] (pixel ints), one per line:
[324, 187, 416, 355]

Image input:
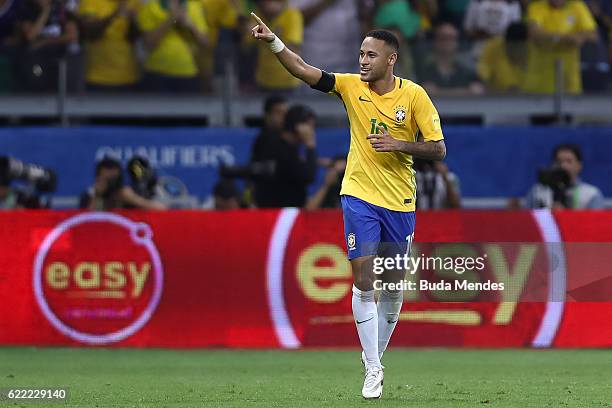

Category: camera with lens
[0, 156, 57, 192]
[125, 156, 193, 209]
[0, 156, 57, 208]
[127, 156, 158, 199]
[536, 166, 571, 208]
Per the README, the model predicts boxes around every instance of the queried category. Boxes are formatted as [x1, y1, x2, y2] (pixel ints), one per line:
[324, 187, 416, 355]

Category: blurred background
[2, 0, 612, 356]
[0, 0, 611, 212]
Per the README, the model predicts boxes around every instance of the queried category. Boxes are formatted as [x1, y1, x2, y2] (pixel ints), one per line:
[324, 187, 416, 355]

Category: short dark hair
[364, 29, 399, 52]
[553, 143, 582, 163]
[505, 22, 528, 42]
[264, 95, 287, 115]
[284, 105, 316, 133]
[95, 157, 122, 176]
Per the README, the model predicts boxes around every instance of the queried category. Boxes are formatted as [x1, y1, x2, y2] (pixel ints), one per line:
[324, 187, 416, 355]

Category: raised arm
[141, 17, 175, 51]
[79, 0, 127, 40]
[529, 22, 596, 47]
[140, 0, 182, 52]
[20, 0, 52, 43]
[250, 12, 322, 86]
[298, 0, 338, 26]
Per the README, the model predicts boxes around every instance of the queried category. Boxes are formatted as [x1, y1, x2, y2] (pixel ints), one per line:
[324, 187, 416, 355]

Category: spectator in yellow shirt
[199, 0, 243, 92]
[79, 0, 141, 92]
[250, 0, 303, 93]
[138, 0, 210, 93]
[525, 0, 597, 94]
[478, 22, 529, 92]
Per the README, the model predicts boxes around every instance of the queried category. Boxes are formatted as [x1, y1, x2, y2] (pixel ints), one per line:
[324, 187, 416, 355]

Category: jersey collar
[366, 76, 401, 100]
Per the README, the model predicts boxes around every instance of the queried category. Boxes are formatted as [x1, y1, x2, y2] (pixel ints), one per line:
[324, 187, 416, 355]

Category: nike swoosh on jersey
[358, 96, 372, 103]
[356, 316, 374, 324]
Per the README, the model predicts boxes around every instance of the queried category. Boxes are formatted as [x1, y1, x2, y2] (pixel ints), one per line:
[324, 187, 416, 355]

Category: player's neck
[369, 73, 396, 96]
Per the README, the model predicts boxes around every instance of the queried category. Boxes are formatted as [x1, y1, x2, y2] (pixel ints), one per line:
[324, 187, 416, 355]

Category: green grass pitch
[1, 348, 611, 407]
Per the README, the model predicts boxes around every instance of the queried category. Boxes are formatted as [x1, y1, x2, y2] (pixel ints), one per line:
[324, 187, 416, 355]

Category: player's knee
[353, 275, 375, 291]
[350, 257, 377, 290]
[381, 289, 402, 301]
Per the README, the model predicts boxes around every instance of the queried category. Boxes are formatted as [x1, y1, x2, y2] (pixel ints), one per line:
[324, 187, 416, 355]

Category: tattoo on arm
[398, 140, 446, 161]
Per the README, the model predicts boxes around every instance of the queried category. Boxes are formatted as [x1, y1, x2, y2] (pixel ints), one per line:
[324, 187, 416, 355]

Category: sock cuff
[352, 285, 375, 301]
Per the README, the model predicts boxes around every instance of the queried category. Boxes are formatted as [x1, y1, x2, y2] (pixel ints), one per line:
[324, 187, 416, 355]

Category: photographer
[414, 158, 462, 210]
[252, 104, 318, 208]
[525, 144, 604, 209]
[0, 156, 56, 209]
[80, 158, 166, 210]
[212, 178, 241, 210]
[128, 156, 196, 209]
[250, 95, 288, 161]
[0, 181, 25, 209]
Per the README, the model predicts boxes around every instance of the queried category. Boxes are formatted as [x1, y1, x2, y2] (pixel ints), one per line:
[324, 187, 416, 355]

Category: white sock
[377, 289, 403, 360]
[352, 285, 381, 368]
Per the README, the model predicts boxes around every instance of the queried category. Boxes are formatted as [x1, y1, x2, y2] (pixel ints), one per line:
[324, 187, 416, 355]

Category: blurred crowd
[0, 0, 610, 95]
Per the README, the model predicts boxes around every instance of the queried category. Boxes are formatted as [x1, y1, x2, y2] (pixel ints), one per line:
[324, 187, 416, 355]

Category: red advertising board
[0, 210, 280, 347]
[0, 210, 611, 348]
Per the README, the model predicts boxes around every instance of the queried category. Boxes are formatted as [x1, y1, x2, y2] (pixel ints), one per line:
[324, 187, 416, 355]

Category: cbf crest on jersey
[394, 105, 407, 125]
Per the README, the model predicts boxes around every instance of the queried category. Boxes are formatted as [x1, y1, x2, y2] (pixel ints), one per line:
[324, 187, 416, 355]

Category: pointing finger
[376, 124, 387, 134]
[251, 12, 264, 25]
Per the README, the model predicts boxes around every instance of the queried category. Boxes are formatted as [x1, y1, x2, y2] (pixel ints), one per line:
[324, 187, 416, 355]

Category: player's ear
[388, 52, 398, 66]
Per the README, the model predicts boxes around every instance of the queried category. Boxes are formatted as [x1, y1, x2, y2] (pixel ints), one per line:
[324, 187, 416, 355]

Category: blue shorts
[341, 195, 416, 260]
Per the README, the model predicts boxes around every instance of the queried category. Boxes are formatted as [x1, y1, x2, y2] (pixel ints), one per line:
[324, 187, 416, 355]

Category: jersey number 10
[370, 118, 388, 134]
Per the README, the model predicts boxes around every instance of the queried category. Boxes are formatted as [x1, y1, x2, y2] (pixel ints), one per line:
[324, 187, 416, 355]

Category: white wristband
[269, 36, 285, 54]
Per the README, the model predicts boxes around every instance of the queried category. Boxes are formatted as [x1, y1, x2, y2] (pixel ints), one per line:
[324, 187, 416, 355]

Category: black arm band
[310, 70, 335, 93]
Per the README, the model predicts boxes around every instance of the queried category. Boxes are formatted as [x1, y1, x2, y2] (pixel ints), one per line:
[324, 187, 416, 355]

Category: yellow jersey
[199, 0, 239, 73]
[478, 36, 527, 92]
[525, 0, 596, 94]
[79, 0, 141, 86]
[330, 74, 444, 212]
[137, 0, 209, 77]
[202, 0, 238, 45]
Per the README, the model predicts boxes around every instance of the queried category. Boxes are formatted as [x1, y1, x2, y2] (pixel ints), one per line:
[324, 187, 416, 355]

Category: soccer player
[250, 12, 446, 399]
